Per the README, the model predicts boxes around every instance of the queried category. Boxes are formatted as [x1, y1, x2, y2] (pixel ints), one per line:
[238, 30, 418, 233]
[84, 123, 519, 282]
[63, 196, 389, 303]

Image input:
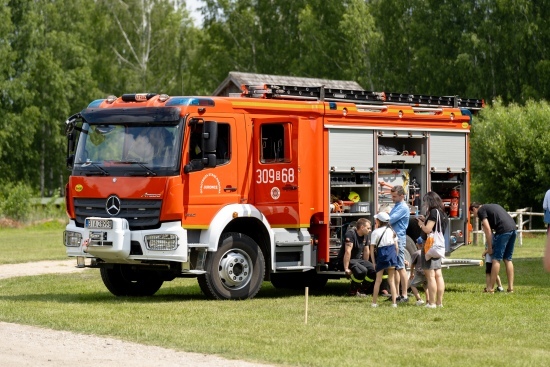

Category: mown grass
[0, 220, 67, 264]
[0, 229, 549, 367]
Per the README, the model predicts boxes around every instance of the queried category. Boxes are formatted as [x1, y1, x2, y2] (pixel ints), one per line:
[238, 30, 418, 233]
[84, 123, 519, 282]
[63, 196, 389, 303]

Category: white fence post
[517, 210, 523, 246]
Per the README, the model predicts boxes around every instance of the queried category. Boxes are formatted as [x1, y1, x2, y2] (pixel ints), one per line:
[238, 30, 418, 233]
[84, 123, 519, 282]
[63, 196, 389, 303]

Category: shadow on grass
[0, 277, 352, 304]
[0, 257, 543, 305]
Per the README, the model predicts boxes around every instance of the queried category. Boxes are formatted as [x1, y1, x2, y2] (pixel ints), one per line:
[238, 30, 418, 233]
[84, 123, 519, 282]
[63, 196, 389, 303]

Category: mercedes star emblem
[105, 195, 121, 216]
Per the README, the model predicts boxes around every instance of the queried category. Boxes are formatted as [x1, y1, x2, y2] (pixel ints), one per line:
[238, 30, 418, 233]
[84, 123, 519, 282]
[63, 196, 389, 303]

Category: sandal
[507, 288, 514, 293]
[483, 288, 494, 294]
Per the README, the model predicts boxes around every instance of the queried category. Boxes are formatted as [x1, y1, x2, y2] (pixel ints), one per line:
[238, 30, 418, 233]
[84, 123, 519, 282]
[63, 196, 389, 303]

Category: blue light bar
[165, 97, 215, 107]
[87, 99, 106, 108]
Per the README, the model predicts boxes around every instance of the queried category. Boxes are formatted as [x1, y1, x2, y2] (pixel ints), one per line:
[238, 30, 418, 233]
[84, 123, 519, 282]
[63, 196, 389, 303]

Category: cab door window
[261, 123, 291, 163]
[189, 122, 231, 165]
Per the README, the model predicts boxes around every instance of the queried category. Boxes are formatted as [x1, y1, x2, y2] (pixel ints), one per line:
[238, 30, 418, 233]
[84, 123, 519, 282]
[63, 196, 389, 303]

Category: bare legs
[504, 260, 514, 291]
[434, 269, 445, 305]
[373, 268, 396, 305]
[397, 268, 408, 298]
[424, 269, 444, 306]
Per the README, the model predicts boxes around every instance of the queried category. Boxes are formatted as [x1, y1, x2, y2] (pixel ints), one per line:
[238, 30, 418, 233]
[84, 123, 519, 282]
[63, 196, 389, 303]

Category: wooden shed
[212, 71, 364, 96]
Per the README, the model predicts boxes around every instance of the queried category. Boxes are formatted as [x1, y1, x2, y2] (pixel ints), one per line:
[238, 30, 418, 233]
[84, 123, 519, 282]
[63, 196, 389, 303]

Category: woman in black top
[416, 191, 447, 308]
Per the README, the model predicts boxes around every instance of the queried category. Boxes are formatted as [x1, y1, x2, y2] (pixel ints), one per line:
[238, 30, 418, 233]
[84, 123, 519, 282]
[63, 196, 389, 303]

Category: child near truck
[409, 238, 428, 306]
[483, 245, 504, 293]
[370, 212, 398, 308]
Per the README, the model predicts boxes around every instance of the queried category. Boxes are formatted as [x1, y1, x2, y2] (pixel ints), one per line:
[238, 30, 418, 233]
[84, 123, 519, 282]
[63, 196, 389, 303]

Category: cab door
[252, 117, 300, 227]
[182, 117, 239, 224]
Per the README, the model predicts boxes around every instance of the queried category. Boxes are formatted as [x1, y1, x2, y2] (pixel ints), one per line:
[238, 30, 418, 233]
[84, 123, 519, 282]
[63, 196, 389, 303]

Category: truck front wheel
[198, 232, 265, 300]
[100, 264, 164, 296]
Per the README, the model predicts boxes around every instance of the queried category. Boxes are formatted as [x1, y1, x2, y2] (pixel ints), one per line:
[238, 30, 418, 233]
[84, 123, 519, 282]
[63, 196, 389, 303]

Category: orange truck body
[63, 87, 482, 299]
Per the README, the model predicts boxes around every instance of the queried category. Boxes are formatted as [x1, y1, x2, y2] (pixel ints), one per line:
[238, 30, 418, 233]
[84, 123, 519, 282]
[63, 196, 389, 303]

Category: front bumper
[64, 218, 188, 263]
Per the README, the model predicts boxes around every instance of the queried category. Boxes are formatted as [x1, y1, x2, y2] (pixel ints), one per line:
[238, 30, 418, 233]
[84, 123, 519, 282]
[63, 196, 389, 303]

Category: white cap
[374, 212, 390, 223]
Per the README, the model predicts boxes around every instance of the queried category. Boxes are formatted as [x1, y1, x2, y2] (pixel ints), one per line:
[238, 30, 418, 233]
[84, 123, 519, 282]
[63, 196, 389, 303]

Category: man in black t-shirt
[470, 202, 517, 293]
[336, 218, 377, 296]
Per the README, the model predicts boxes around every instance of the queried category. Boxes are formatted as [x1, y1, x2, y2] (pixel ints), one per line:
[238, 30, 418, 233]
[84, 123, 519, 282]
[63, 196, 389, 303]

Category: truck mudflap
[64, 218, 188, 263]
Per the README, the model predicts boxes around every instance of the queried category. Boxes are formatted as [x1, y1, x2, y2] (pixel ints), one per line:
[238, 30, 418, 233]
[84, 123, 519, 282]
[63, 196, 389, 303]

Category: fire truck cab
[63, 86, 483, 300]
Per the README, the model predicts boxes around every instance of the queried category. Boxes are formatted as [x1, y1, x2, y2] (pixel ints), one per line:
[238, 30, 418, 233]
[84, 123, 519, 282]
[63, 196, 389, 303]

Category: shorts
[410, 272, 426, 288]
[492, 230, 516, 261]
[375, 245, 398, 272]
[421, 250, 442, 270]
[396, 238, 406, 270]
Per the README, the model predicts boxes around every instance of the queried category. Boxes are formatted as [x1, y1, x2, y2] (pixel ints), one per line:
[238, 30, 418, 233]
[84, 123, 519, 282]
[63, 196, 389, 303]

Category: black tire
[270, 272, 295, 289]
[406, 235, 417, 261]
[198, 232, 265, 300]
[403, 247, 412, 278]
[271, 271, 328, 291]
[100, 264, 164, 296]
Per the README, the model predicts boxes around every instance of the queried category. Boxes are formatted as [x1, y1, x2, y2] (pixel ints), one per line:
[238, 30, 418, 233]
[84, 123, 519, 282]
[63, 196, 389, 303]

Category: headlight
[144, 234, 178, 251]
[64, 231, 82, 247]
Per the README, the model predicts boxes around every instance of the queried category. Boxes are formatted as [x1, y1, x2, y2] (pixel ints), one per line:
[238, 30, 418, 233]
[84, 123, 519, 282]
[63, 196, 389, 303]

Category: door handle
[224, 186, 237, 192]
[283, 185, 298, 190]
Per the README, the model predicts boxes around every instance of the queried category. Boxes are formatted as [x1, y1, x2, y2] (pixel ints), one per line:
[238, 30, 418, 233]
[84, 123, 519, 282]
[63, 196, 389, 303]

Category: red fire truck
[63, 85, 483, 299]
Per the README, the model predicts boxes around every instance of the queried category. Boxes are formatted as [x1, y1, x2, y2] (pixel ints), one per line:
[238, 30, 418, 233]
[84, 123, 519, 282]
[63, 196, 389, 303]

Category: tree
[339, 0, 381, 90]
[95, 0, 199, 95]
[470, 100, 550, 211]
[4, 0, 101, 195]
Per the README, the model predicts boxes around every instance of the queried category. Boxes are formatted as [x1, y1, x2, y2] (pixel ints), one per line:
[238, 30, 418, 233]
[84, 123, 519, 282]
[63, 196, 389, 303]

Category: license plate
[85, 219, 113, 229]
[90, 231, 107, 241]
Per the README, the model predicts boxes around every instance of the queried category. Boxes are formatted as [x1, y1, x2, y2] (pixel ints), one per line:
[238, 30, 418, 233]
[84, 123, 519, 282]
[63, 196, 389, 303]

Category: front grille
[74, 198, 162, 230]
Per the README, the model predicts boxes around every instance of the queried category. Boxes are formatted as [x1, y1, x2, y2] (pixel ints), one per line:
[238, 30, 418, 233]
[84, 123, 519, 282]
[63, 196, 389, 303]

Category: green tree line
[1, 0, 549, 217]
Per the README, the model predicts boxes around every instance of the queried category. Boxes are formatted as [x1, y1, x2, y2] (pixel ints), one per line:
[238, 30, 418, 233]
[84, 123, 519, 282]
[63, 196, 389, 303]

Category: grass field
[0, 220, 67, 264]
[0, 227, 549, 367]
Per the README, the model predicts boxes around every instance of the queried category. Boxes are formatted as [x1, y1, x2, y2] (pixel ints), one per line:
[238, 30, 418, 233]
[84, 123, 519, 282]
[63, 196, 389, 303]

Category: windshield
[73, 122, 183, 176]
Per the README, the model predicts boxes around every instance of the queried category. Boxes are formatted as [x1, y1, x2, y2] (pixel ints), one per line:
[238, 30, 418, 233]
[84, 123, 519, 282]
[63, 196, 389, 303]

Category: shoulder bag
[424, 210, 446, 261]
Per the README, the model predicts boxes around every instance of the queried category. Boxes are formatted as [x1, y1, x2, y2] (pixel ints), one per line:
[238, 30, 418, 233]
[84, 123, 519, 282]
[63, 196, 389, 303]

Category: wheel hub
[218, 249, 253, 289]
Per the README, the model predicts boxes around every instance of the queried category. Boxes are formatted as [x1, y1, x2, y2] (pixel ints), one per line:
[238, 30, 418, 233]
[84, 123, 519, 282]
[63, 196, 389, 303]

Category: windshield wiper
[80, 162, 110, 176]
[109, 160, 157, 177]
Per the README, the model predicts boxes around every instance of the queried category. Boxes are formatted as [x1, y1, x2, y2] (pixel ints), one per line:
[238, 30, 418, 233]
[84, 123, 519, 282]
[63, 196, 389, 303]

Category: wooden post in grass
[305, 287, 309, 324]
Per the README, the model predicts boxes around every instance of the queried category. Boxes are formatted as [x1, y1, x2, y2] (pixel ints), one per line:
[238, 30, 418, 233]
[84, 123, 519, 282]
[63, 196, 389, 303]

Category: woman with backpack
[416, 191, 447, 308]
[370, 212, 398, 308]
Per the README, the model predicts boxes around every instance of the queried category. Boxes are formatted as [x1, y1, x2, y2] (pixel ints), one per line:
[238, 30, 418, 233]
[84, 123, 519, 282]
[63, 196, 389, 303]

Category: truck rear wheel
[406, 235, 417, 259]
[100, 264, 164, 297]
[198, 232, 265, 300]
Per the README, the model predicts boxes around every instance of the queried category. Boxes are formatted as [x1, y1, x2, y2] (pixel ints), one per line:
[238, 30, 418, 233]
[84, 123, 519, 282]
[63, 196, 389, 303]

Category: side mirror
[203, 121, 218, 154]
[184, 159, 205, 174]
[68, 132, 75, 153]
[66, 155, 75, 170]
[204, 153, 216, 168]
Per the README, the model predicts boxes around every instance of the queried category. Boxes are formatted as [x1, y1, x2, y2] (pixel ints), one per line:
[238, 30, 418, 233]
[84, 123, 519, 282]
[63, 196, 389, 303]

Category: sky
[186, 0, 204, 26]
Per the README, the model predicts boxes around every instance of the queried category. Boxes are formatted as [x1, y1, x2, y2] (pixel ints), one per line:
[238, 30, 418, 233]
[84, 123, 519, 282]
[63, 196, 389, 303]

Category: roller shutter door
[429, 132, 467, 172]
[328, 129, 374, 172]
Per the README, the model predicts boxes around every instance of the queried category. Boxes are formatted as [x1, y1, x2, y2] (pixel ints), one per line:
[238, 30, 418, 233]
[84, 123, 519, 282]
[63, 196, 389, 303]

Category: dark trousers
[349, 259, 376, 283]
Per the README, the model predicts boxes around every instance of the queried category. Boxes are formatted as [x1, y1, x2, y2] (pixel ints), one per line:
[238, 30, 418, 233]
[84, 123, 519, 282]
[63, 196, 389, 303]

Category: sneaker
[397, 296, 409, 303]
[437, 304, 444, 308]
[371, 303, 378, 308]
[496, 286, 504, 292]
[415, 300, 425, 306]
[425, 304, 436, 309]
[391, 303, 398, 308]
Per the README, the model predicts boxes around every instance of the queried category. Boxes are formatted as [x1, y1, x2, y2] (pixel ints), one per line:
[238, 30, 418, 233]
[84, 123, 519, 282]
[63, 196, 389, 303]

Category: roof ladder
[241, 84, 484, 112]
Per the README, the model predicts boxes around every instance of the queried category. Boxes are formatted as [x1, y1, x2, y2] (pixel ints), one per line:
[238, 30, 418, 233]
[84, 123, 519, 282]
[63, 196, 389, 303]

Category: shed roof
[212, 71, 364, 96]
